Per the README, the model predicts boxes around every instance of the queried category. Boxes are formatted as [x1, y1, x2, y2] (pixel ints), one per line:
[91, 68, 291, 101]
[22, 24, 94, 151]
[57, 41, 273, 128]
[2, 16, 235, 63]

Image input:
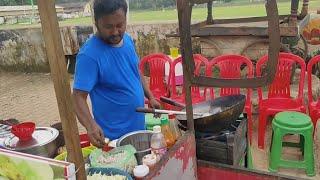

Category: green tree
[0, 0, 20, 6]
[129, 0, 176, 10]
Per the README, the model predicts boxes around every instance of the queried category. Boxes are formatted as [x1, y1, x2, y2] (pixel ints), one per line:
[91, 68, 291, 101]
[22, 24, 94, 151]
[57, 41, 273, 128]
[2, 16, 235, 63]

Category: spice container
[133, 165, 149, 179]
[142, 154, 157, 170]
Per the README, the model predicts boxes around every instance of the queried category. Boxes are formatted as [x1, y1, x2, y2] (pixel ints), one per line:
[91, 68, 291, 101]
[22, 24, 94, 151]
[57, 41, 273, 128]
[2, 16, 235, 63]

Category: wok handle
[136, 107, 202, 117]
[136, 107, 179, 115]
[136, 107, 156, 114]
[160, 96, 186, 108]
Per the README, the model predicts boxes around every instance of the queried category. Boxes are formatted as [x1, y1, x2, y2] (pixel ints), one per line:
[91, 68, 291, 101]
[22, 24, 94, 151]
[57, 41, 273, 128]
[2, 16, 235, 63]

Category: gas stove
[196, 114, 247, 166]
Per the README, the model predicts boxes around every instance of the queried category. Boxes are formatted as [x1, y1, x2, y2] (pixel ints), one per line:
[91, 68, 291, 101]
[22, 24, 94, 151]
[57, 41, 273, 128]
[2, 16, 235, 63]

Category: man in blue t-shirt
[73, 0, 160, 148]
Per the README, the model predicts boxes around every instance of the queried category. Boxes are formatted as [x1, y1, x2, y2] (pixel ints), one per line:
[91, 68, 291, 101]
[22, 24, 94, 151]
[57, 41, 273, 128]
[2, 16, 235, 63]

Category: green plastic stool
[269, 111, 315, 176]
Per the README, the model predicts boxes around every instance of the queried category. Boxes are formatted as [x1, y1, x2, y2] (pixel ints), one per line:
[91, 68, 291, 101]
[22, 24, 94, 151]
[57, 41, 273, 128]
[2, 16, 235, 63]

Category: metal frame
[176, 0, 281, 132]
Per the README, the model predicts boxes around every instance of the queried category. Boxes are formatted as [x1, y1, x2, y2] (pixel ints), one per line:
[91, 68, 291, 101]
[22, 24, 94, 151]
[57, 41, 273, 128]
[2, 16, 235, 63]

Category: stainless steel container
[116, 130, 153, 165]
[3, 127, 59, 158]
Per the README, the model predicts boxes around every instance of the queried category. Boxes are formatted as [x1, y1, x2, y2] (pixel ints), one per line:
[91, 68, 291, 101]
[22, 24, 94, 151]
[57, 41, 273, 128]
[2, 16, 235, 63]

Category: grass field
[0, 0, 319, 29]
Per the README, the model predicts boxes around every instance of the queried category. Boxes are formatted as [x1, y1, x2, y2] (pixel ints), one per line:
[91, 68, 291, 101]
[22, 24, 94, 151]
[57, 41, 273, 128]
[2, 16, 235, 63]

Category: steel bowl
[116, 130, 153, 164]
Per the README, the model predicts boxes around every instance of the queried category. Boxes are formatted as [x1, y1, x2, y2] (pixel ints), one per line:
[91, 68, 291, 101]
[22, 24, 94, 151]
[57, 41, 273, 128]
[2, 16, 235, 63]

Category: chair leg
[299, 134, 305, 155]
[246, 107, 253, 145]
[258, 112, 268, 149]
[269, 128, 283, 172]
[303, 131, 315, 176]
[310, 111, 318, 137]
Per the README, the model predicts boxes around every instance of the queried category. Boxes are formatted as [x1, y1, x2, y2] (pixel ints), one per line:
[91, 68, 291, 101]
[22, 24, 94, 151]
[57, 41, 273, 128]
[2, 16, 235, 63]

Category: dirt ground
[0, 72, 319, 179]
[0, 72, 86, 133]
[251, 116, 320, 179]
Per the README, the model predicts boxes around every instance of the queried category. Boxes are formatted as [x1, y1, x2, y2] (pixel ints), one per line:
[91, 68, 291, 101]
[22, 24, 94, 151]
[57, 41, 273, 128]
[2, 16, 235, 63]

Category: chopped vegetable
[90, 145, 137, 174]
[97, 150, 125, 164]
[87, 172, 126, 180]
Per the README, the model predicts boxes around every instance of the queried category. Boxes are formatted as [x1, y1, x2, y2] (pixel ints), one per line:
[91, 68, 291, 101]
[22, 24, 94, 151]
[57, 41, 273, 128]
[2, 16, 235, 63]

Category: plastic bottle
[160, 117, 176, 148]
[150, 125, 167, 160]
[168, 114, 181, 141]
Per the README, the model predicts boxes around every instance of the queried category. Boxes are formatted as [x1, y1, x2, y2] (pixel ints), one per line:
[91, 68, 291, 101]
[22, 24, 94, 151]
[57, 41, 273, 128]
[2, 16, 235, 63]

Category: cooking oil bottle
[168, 114, 181, 141]
[160, 117, 175, 148]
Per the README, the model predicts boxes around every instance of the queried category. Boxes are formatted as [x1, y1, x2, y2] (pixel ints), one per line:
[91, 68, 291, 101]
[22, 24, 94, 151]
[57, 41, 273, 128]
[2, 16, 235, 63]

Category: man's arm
[73, 89, 105, 148]
[140, 72, 161, 109]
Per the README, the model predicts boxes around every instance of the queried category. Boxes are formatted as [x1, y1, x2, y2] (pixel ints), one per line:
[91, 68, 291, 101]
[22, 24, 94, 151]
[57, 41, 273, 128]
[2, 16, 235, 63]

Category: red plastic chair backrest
[256, 52, 306, 100]
[139, 53, 172, 94]
[307, 55, 320, 104]
[206, 55, 254, 98]
[170, 54, 208, 96]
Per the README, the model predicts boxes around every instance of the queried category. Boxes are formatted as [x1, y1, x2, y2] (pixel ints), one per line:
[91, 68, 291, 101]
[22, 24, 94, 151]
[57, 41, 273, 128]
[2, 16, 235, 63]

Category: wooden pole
[289, 0, 299, 26]
[300, 0, 309, 18]
[206, 0, 213, 24]
[37, 1, 86, 179]
[90, 0, 97, 33]
[177, 0, 195, 133]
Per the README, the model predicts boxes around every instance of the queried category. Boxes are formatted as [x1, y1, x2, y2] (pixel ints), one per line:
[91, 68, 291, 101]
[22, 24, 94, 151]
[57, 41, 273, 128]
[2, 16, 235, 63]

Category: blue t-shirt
[73, 33, 145, 140]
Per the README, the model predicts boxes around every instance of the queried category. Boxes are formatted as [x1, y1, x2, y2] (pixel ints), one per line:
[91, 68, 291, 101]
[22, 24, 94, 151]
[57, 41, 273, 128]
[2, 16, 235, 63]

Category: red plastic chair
[167, 54, 208, 108]
[307, 55, 320, 130]
[206, 54, 254, 144]
[139, 53, 172, 106]
[256, 52, 307, 149]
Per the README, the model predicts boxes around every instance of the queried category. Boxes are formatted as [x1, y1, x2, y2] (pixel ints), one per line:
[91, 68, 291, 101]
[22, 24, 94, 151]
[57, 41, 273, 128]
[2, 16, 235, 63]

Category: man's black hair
[94, 0, 128, 22]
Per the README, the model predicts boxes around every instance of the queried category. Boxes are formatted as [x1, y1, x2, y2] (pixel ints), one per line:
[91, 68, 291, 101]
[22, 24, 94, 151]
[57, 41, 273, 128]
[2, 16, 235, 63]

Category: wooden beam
[192, 76, 271, 88]
[37, 1, 86, 179]
[168, 25, 297, 37]
[207, 15, 289, 25]
[168, 14, 298, 38]
[190, 26, 298, 37]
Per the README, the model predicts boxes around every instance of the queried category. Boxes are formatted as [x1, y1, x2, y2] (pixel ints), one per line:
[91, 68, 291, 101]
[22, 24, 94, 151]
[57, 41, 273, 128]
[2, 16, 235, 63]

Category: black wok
[159, 95, 246, 133]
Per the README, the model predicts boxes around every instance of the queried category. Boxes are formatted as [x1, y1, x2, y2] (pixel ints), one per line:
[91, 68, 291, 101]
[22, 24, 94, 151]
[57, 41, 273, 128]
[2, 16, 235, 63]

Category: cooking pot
[3, 127, 59, 158]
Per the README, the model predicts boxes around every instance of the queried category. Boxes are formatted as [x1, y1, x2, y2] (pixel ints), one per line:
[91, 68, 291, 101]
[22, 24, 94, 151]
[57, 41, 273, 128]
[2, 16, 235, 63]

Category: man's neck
[95, 33, 124, 47]
[111, 39, 124, 47]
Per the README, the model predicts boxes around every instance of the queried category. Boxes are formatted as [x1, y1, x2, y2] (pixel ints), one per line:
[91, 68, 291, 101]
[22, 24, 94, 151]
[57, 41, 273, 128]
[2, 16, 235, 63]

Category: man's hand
[87, 122, 106, 148]
[149, 98, 161, 118]
[149, 98, 161, 109]
[73, 89, 106, 147]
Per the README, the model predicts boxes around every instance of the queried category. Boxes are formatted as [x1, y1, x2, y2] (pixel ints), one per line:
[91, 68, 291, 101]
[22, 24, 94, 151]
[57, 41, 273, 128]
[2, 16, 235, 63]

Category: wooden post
[177, 0, 195, 133]
[37, 1, 86, 179]
[206, 0, 213, 24]
[300, 0, 309, 18]
[90, 0, 97, 33]
[289, 0, 299, 26]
